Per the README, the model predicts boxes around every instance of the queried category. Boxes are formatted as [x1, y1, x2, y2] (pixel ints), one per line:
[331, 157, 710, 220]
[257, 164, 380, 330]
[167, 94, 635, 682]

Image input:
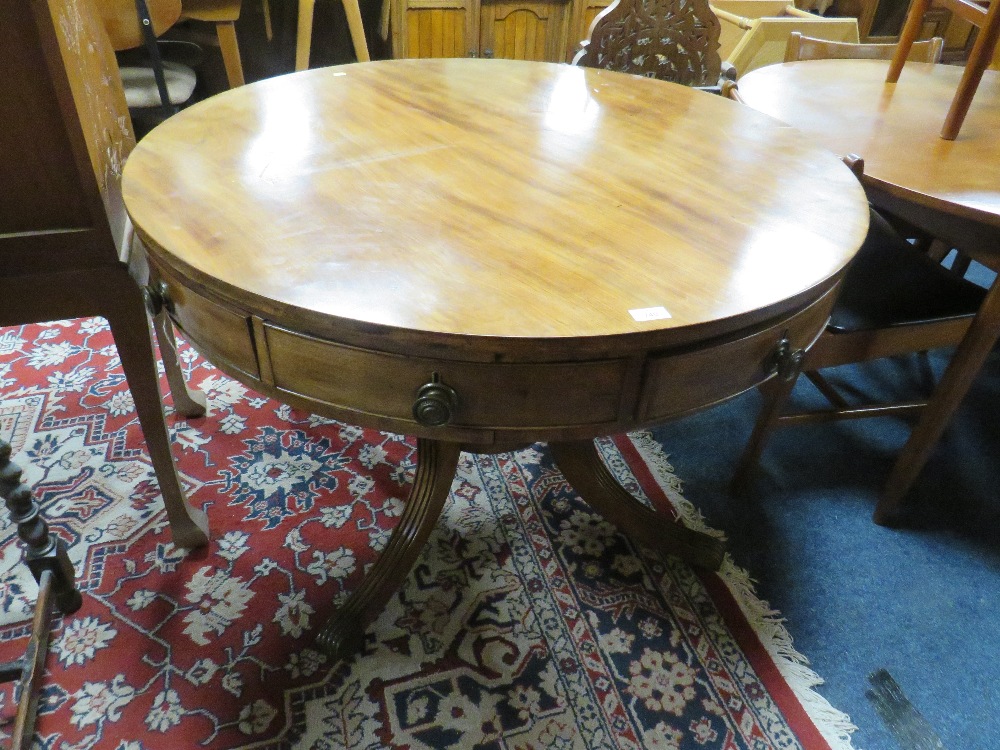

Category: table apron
[151, 261, 841, 444]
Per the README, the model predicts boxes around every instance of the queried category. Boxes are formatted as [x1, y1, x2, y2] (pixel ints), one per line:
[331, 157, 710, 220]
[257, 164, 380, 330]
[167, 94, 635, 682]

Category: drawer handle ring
[770, 334, 804, 382]
[412, 374, 458, 427]
[143, 281, 173, 317]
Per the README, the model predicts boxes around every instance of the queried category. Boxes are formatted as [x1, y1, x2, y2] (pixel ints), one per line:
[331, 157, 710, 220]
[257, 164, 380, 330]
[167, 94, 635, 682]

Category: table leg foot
[872, 504, 904, 527]
[315, 439, 462, 658]
[168, 505, 211, 549]
[550, 440, 725, 571]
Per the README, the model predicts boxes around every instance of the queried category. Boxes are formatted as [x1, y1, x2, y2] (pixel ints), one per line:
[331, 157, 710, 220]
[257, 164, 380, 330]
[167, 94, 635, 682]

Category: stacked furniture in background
[713, 0, 859, 74]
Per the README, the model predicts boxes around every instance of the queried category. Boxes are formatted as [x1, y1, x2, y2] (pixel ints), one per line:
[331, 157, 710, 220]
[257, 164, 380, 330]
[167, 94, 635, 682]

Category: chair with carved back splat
[1, 0, 209, 547]
[729, 155, 988, 495]
[784, 31, 944, 62]
[573, 0, 734, 89]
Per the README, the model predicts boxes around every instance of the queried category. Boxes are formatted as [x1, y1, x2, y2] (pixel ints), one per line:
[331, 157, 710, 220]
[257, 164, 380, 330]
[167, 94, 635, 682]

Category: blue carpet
[650, 264, 1000, 750]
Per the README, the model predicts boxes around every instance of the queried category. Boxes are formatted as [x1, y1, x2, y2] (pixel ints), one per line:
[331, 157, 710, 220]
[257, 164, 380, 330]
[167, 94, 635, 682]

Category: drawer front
[262, 323, 628, 430]
[157, 274, 259, 380]
[639, 285, 839, 421]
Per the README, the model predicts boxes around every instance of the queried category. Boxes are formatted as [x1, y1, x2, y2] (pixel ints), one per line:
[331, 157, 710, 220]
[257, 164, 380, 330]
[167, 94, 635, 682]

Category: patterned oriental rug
[0, 319, 856, 750]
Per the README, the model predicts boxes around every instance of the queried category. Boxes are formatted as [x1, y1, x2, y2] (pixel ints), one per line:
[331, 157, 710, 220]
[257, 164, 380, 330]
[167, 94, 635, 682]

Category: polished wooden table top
[738, 60, 1000, 231]
[124, 58, 867, 358]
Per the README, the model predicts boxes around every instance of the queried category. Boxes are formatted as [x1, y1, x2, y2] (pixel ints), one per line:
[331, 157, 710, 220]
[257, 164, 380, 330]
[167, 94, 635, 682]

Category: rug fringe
[627, 432, 859, 750]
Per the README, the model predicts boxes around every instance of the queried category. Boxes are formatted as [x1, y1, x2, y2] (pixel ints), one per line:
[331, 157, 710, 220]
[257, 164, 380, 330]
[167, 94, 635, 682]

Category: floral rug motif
[0, 319, 855, 750]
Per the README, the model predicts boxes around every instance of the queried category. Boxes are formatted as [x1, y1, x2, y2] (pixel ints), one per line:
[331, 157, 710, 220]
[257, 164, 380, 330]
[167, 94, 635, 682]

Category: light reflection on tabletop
[123, 59, 870, 341]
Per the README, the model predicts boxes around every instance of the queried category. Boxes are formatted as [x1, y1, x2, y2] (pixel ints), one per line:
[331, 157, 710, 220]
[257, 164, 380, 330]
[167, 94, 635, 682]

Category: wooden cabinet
[389, 0, 611, 61]
[479, 2, 570, 61]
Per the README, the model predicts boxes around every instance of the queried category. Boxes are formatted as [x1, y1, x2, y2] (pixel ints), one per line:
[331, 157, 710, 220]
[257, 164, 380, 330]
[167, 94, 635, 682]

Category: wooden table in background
[122, 58, 868, 659]
[738, 59, 1000, 522]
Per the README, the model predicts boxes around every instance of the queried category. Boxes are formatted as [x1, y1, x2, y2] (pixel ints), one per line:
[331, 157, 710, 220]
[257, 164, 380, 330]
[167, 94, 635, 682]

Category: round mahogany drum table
[123, 58, 869, 659]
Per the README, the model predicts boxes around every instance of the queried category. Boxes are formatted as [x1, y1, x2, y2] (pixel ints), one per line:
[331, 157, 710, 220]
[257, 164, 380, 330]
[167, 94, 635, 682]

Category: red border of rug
[613, 434, 834, 750]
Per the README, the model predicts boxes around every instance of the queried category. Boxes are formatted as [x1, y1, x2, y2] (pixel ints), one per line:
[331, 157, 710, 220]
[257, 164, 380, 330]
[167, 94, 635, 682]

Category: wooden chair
[2, 0, 209, 547]
[0, 439, 82, 750]
[731, 156, 988, 492]
[96, 0, 199, 124]
[573, 0, 734, 89]
[180, 0, 248, 88]
[785, 31, 944, 62]
[887, 0, 1000, 139]
[296, 0, 371, 71]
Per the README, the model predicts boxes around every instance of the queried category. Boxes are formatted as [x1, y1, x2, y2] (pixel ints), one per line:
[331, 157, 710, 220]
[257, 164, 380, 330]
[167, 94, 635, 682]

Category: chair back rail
[95, 0, 182, 51]
[2, 0, 134, 275]
[785, 32, 944, 62]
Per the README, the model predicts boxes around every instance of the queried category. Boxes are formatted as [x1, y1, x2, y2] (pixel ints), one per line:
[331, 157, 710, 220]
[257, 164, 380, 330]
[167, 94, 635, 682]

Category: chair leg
[886, 0, 931, 83]
[154, 310, 208, 419]
[379, 0, 390, 42]
[295, 0, 316, 71]
[104, 271, 209, 548]
[924, 238, 951, 263]
[730, 371, 801, 494]
[261, 0, 273, 40]
[216, 21, 246, 87]
[342, 0, 370, 61]
[940, 4, 1000, 139]
[950, 251, 972, 278]
[875, 278, 1000, 523]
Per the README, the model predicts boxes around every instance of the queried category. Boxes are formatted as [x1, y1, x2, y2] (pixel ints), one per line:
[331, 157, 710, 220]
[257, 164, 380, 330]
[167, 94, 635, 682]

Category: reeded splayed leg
[153, 310, 208, 419]
[550, 440, 725, 571]
[315, 438, 462, 660]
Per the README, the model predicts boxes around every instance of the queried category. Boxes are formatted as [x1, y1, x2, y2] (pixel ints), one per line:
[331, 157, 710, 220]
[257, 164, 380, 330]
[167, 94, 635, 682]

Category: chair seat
[180, 0, 241, 23]
[829, 210, 987, 332]
[120, 59, 197, 107]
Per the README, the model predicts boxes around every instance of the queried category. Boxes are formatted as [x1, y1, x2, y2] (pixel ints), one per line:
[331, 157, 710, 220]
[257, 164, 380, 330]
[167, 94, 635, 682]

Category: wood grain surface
[737, 60, 1000, 230]
[123, 59, 868, 357]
